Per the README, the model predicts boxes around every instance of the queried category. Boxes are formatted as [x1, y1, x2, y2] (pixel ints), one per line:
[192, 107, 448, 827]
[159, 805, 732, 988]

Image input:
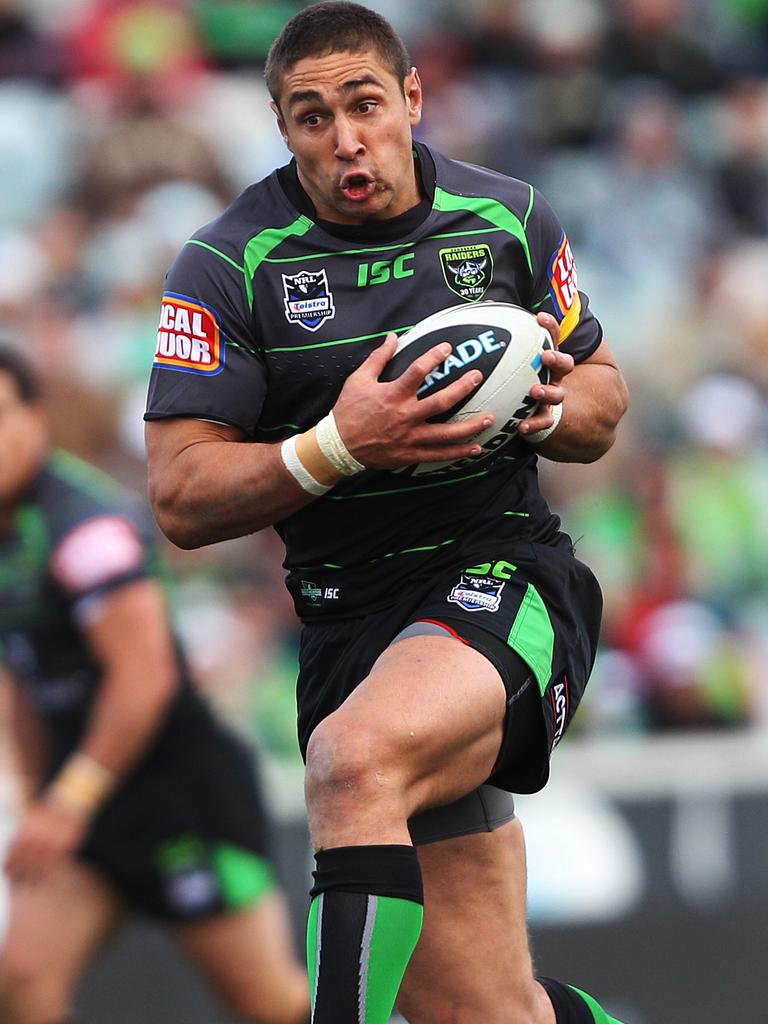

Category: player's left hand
[518, 312, 574, 437]
[4, 796, 90, 882]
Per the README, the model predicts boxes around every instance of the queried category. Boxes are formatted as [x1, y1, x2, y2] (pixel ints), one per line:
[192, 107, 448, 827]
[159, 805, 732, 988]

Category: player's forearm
[6, 675, 48, 793]
[536, 362, 628, 463]
[75, 665, 178, 781]
[149, 437, 315, 548]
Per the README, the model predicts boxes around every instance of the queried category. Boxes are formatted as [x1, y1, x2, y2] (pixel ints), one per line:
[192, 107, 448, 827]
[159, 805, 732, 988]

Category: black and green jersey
[145, 144, 603, 620]
[0, 451, 197, 767]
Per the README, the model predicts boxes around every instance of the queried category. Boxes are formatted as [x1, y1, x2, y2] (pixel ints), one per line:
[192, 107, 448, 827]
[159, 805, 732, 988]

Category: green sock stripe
[306, 895, 322, 1013]
[210, 844, 276, 909]
[362, 895, 423, 1023]
[568, 985, 625, 1024]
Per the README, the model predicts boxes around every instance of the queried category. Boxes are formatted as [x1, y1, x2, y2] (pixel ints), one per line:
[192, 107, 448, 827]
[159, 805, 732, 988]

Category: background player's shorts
[79, 701, 276, 922]
[297, 537, 602, 795]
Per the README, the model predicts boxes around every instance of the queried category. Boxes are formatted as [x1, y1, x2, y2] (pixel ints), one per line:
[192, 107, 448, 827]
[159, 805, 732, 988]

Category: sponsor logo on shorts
[440, 243, 494, 301]
[167, 868, 219, 912]
[155, 293, 224, 375]
[547, 233, 582, 342]
[282, 269, 336, 331]
[448, 574, 505, 613]
[300, 580, 340, 603]
[549, 674, 570, 751]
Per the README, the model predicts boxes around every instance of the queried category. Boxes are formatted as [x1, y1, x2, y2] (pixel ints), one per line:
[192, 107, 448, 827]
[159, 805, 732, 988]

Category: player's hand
[4, 796, 90, 882]
[518, 313, 574, 437]
[332, 333, 494, 468]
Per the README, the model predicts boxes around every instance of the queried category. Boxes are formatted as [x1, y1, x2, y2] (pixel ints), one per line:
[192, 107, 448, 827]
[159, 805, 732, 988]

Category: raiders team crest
[282, 269, 336, 331]
[439, 244, 493, 301]
[447, 574, 504, 613]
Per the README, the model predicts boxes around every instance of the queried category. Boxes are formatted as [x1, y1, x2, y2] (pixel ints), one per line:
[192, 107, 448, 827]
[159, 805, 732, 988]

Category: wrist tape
[522, 401, 563, 444]
[315, 411, 365, 476]
[280, 435, 332, 496]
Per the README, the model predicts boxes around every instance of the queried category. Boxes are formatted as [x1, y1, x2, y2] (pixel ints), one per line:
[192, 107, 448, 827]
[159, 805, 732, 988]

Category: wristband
[47, 753, 116, 816]
[315, 411, 365, 476]
[281, 435, 332, 495]
[522, 402, 563, 444]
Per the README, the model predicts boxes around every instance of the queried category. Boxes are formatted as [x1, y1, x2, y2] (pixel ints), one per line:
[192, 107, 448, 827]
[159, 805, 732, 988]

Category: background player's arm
[519, 313, 628, 463]
[3, 670, 49, 801]
[147, 336, 492, 549]
[4, 579, 180, 881]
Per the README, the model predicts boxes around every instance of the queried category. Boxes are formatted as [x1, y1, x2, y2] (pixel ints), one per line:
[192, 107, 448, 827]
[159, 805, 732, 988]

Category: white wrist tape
[315, 411, 365, 476]
[280, 435, 332, 495]
[522, 402, 563, 444]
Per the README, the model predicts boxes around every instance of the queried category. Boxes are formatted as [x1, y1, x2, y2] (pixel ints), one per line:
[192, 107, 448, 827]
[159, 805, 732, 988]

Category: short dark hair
[265, 1, 411, 102]
[0, 344, 42, 403]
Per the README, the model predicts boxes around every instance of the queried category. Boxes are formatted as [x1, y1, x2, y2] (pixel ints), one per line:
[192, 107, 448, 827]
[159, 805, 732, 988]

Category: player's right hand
[332, 333, 494, 469]
[4, 796, 89, 883]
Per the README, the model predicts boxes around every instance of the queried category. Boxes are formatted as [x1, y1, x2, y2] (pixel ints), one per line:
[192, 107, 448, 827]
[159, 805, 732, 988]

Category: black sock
[307, 844, 424, 1023]
[539, 977, 625, 1023]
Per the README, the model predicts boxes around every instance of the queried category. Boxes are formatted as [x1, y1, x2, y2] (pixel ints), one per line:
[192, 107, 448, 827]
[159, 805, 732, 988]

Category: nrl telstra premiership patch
[282, 269, 336, 331]
[447, 573, 505, 613]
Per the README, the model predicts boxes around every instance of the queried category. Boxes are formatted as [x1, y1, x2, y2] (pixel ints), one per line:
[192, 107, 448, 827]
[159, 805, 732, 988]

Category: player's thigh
[175, 890, 308, 1023]
[308, 634, 508, 815]
[396, 819, 545, 1023]
[0, 859, 122, 1002]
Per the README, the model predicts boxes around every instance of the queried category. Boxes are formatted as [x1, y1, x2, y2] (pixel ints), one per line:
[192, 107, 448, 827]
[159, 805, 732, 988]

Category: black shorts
[79, 701, 276, 922]
[297, 538, 602, 795]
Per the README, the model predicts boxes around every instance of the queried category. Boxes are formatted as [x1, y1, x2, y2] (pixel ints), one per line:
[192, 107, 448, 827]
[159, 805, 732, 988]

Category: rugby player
[0, 346, 309, 1024]
[145, 3, 629, 1022]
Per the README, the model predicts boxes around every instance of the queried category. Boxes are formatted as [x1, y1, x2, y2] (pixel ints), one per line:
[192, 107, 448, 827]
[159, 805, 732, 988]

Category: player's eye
[302, 113, 323, 127]
[357, 101, 377, 114]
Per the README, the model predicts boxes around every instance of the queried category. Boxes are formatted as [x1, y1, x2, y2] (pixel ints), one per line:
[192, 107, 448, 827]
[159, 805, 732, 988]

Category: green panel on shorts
[210, 843, 276, 909]
[506, 583, 554, 696]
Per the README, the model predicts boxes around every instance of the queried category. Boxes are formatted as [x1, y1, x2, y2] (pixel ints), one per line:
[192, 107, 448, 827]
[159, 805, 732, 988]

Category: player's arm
[518, 312, 628, 463]
[5, 582, 180, 881]
[2, 668, 49, 802]
[147, 335, 492, 549]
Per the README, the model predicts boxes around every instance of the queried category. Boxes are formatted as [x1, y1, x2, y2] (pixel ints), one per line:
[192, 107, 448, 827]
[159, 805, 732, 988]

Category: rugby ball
[380, 301, 554, 474]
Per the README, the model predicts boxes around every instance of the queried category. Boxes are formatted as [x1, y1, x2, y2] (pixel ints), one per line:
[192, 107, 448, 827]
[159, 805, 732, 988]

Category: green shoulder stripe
[433, 187, 532, 273]
[243, 216, 314, 307]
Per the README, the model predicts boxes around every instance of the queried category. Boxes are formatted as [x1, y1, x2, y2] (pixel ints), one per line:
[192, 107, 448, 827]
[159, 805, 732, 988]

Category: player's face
[0, 371, 47, 514]
[273, 49, 423, 224]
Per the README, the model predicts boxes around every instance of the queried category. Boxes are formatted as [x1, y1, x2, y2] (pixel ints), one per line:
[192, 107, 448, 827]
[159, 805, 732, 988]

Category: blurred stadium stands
[1, 1, 768, 1020]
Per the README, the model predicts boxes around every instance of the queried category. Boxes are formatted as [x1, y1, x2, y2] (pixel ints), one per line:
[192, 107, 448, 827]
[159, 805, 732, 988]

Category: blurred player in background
[145, 3, 628, 1023]
[0, 345, 309, 1024]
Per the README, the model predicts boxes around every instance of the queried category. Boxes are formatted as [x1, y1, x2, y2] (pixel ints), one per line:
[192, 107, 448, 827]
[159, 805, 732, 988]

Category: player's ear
[405, 67, 422, 127]
[271, 101, 292, 151]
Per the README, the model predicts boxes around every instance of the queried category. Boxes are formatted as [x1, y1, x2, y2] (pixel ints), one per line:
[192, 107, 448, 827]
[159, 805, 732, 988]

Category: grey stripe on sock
[312, 894, 324, 1022]
[357, 895, 378, 1023]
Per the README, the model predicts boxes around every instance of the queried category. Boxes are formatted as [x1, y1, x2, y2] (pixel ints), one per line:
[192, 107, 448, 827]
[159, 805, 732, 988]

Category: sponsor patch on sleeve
[51, 516, 145, 594]
[547, 233, 582, 343]
[154, 293, 224, 375]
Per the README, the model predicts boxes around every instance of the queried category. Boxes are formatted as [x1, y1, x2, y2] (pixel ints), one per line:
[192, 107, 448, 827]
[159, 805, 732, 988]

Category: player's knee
[305, 714, 404, 811]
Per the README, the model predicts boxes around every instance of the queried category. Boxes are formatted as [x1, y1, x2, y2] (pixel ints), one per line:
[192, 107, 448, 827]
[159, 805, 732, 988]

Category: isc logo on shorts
[547, 233, 582, 343]
[154, 293, 224, 375]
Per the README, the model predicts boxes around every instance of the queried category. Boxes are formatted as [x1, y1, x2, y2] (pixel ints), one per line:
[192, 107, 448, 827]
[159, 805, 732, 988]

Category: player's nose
[333, 116, 364, 159]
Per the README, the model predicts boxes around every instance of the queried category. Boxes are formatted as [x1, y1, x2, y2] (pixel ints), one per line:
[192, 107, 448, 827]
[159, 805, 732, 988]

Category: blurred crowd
[2, 0, 768, 752]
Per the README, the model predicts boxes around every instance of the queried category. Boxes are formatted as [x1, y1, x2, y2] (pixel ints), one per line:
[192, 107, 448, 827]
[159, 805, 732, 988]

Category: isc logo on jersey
[547, 233, 582, 343]
[154, 294, 223, 375]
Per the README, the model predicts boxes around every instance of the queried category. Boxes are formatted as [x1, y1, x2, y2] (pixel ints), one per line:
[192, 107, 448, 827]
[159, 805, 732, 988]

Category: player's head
[0, 344, 48, 513]
[265, 2, 411, 101]
[266, 2, 423, 225]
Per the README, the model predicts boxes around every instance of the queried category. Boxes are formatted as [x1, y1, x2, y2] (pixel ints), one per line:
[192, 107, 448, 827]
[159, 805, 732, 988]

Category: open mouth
[341, 172, 376, 201]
